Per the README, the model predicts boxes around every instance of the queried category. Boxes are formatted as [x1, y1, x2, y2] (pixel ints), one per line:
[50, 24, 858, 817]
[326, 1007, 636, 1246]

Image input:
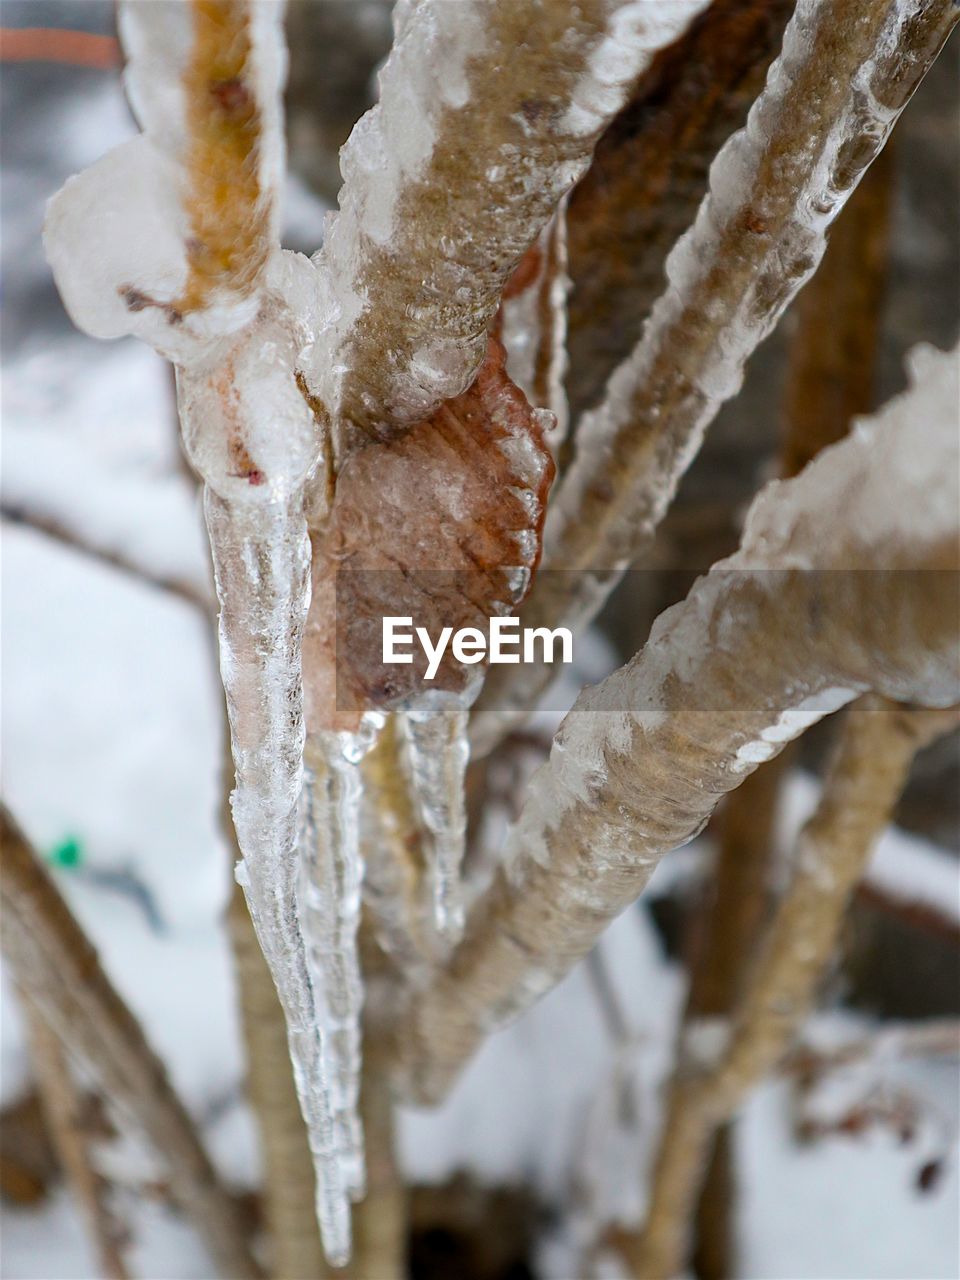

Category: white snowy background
[2, 10, 958, 1280]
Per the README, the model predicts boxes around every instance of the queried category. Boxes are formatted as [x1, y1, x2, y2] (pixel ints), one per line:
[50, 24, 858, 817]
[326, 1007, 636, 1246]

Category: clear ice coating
[473, 0, 960, 756]
[399, 678, 482, 944]
[300, 717, 383, 1202]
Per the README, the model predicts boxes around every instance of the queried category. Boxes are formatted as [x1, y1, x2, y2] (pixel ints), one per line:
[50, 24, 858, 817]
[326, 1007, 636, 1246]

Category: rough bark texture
[626, 698, 960, 1280]
[565, 0, 795, 423]
[0, 807, 261, 1280]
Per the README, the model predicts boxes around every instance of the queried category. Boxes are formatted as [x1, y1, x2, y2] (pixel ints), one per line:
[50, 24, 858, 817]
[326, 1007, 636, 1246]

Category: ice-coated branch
[0, 807, 260, 1280]
[303, 0, 711, 455]
[624, 697, 960, 1280]
[472, 0, 960, 756]
[397, 343, 960, 1103]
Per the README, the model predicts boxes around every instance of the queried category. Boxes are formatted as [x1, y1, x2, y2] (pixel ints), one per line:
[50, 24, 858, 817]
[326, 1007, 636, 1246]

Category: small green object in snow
[49, 836, 84, 869]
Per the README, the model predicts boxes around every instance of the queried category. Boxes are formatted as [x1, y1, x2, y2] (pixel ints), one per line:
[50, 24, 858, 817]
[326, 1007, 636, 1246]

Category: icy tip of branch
[737, 342, 960, 568]
[43, 0, 287, 364]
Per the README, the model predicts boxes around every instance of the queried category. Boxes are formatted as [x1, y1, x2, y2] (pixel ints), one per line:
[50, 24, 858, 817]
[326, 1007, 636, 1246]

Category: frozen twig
[624, 698, 960, 1279]
[303, 0, 711, 458]
[0, 806, 260, 1280]
[472, 0, 959, 756]
[397, 343, 960, 1103]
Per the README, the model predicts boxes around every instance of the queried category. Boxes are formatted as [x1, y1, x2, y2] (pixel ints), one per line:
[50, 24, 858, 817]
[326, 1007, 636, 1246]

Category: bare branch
[0, 806, 261, 1280]
[397, 344, 960, 1103]
[1, 506, 213, 614]
[565, 0, 794, 424]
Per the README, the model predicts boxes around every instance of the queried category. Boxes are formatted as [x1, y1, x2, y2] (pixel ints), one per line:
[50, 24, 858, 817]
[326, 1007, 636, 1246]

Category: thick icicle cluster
[42, 1, 363, 1261]
[302, 339, 555, 957]
[473, 0, 960, 755]
[400, 343, 960, 1102]
[303, 0, 711, 457]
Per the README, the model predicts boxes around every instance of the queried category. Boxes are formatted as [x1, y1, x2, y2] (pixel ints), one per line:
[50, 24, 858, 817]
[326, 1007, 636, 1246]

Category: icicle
[42, 3, 359, 1261]
[205, 489, 350, 1261]
[398, 676, 481, 944]
[300, 716, 383, 1200]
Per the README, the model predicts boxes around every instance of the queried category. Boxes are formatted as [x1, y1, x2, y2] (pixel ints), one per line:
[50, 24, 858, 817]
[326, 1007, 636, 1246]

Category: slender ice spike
[301, 717, 383, 1200]
[399, 676, 482, 944]
[205, 490, 351, 1263]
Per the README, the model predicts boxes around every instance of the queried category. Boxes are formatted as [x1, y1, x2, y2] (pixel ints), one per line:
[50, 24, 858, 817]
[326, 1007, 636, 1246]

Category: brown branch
[1, 506, 212, 614]
[23, 1000, 131, 1279]
[780, 147, 895, 476]
[623, 699, 959, 1279]
[565, 0, 794, 425]
[0, 806, 261, 1280]
[855, 879, 960, 950]
[227, 882, 324, 1280]
[306, 0, 710, 456]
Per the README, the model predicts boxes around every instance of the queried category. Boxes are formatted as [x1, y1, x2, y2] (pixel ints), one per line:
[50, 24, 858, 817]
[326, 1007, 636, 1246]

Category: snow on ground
[1, 37, 958, 1280]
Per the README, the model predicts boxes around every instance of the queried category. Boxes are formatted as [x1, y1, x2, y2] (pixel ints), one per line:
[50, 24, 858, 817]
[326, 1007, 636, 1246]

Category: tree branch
[305, 0, 711, 457]
[0, 806, 261, 1280]
[396, 344, 960, 1104]
[472, 0, 959, 756]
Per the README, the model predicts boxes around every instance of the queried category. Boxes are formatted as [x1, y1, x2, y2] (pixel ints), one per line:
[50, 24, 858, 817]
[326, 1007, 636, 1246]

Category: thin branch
[305, 0, 711, 457]
[471, 0, 959, 757]
[0, 806, 261, 1280]
[395, 344, 960, 1104]
[624, 698, 959, 1279]
[23, 1000, 131, 1279]
[1, 507, 212, 614]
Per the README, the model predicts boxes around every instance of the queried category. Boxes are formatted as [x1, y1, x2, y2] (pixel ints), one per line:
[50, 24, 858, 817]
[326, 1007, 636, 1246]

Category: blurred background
[1, 3, 958, 1277]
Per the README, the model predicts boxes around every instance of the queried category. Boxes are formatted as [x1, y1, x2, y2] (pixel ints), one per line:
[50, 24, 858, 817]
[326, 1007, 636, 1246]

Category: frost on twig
[42, 1, 360, 1260]
[303, 0, 711, 458]
[472, 0, 960, 755]
[0, 807, 260, 1280]
[398, 343, 960, 1103]
[625, 697, 960, 1280]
